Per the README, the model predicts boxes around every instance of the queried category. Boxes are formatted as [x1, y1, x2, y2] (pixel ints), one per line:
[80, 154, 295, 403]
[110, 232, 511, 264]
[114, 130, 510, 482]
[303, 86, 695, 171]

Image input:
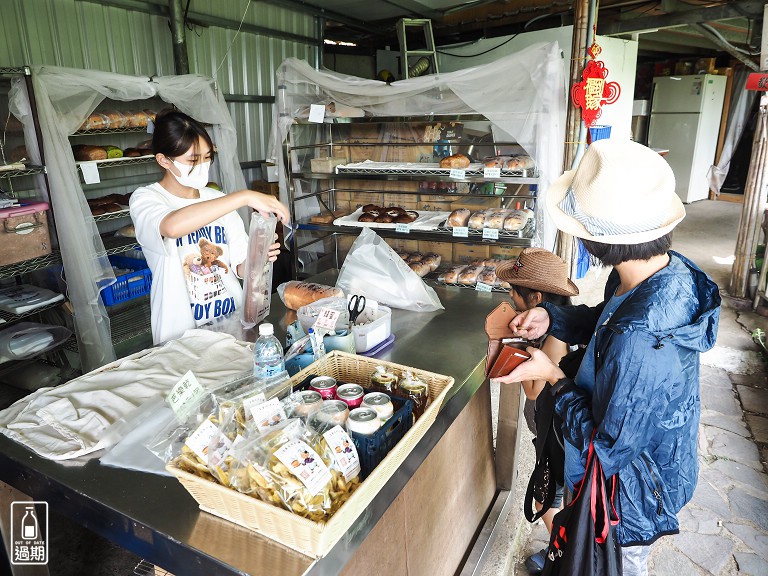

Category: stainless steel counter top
[0, 279, 508, 575]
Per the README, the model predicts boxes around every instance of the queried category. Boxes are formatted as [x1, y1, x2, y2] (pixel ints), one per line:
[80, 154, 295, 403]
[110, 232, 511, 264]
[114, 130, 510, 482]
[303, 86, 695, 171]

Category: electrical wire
[437, 33, 520, 57]
[700, 22, 761, 56]
[213, 0, 252, 79]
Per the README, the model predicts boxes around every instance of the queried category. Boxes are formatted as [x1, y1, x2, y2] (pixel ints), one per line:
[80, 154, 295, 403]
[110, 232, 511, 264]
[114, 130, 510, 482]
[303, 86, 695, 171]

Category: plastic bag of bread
[72, 144, 107, 161]
[125, 110, 151, 128]
[278, 281, 345, 311]
[447, 208, 470, 228]
[505, 155, 536, 171]
[503, 210, 528, 231]
[484, 210, 508, 230]
[467, 211, 487, 229]
[477, 266, 498, 286]
[79, 113, 110, 131]
[437, 265, 466, 284]
[458, 265, 484, 285]
[439, 153, 470, 169]
[103, 111, 128, 129]
[241, 212, 277, 328]
[408, 261, 431, 277]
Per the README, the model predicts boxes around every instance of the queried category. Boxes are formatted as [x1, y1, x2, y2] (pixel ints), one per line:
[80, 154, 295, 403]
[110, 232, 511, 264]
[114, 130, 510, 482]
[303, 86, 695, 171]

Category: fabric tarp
[9, 68, 246, 371]
[268, 41, 566, 252]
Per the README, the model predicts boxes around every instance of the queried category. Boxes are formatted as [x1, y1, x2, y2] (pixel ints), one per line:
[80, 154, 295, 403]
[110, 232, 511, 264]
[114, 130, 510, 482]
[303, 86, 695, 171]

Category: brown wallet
[484, 301, 532, 378]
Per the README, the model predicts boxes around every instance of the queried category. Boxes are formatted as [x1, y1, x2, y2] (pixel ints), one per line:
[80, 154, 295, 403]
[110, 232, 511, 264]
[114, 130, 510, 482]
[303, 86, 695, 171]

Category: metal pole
[168, 0, 189, 75]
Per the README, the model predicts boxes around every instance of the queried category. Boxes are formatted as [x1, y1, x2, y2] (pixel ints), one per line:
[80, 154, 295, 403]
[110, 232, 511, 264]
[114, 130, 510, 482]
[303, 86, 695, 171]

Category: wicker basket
[167, 350, 454, 557]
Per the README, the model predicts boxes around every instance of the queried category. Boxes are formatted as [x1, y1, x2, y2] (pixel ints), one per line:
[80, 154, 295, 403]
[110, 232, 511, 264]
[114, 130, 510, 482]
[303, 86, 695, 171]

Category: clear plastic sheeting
[269, 42, 566, 251]
[9, 67, 246, 372]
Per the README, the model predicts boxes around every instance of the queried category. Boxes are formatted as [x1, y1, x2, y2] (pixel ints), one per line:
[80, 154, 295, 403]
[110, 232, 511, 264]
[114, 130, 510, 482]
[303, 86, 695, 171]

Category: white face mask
[168, 158, 210, 189]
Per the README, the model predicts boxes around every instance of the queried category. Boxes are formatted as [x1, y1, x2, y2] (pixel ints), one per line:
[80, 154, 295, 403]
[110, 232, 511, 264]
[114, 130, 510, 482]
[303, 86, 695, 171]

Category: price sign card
[314, 307, 341, 331]
[449, 168, 466, 179]
[146, 119, 155, 134]
[167, 371, 207, 419]
[483, 167, 501, 178]
[395, 223, 411, 234]
[475, 282, 494, 293]
[80, 162, 101, 184]
[308, 104, 325, 123]
[482, 228, 500, 240]
[452, 226, 469, 238]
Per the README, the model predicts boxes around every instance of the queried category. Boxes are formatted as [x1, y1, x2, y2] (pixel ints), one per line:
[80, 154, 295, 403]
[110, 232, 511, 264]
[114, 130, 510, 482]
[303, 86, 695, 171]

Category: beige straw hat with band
[545, 139, 686, 245]
[496, 248, 579, 297]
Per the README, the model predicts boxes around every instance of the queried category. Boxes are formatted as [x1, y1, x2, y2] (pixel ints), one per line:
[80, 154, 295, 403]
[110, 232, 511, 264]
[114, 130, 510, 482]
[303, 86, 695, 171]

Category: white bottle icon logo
[21, 506, 38, 540]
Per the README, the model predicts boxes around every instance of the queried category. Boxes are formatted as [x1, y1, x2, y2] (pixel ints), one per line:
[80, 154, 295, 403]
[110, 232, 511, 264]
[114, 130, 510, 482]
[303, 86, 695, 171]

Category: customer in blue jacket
[497, 139, 720, 576]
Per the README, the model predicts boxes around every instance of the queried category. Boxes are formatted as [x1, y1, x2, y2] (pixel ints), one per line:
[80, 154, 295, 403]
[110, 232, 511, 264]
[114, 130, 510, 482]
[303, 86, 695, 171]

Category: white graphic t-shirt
[130, 183, 249, 344]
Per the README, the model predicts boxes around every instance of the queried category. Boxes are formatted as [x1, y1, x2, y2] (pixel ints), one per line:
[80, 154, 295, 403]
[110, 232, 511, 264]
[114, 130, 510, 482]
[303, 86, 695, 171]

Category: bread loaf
[467, 211, 486, 229]
[483, 211, 507, 230]
[408, 261, 431, 277]
[126, 111, 150, 128]
[73, 145, 107, 161]
[406, 252, 424, 263]
[483, 156, 509, 169]
[281, 281, 344, 310]
[80, 113, 110, 131]
[421, 253, 441, 272]
[447, 208, 470, 228]
[438, 265, 466, 284]
[503, 211, 527, 231]
[478, 267, 498, 286]
[505, 155, 535, 171]
[439, 153, 470, 169]
[458, 266, 483, 285]
[103, 111, 127, 129]
[123, 148, 143, 157]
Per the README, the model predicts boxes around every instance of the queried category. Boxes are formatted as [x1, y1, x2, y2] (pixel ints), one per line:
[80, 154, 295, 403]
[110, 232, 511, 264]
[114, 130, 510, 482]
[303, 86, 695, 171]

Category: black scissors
[348, 294, 366, 325]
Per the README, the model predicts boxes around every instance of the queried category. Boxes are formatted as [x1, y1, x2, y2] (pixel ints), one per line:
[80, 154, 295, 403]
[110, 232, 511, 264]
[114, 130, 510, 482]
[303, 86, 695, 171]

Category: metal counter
[0, 280, 509, 576]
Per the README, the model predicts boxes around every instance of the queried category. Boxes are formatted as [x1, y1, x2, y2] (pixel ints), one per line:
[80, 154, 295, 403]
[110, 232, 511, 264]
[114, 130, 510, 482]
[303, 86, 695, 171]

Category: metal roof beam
[259, 0, 380, 35]
[690, 22, 759, 70]
[598, 0, 764, 35]
[379, 0, 442, 20]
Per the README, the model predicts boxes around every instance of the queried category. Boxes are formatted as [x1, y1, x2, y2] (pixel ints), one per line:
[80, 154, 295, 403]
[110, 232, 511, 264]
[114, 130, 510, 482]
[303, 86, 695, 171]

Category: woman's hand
[242, 191, 291, 223]
[510, 307, 551, 340]
[493, 347, 565, 385]
[268, 242, 281, 263]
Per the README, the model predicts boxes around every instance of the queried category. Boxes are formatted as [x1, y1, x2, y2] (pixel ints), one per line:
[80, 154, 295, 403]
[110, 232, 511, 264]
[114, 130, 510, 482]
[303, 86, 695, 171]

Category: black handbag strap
[524, 383, 560, 522]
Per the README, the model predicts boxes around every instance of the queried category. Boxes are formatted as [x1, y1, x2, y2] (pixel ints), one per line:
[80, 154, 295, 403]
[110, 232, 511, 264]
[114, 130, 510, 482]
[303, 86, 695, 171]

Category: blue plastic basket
[588, 125, 612, 143]
[101, 255, 152, 306]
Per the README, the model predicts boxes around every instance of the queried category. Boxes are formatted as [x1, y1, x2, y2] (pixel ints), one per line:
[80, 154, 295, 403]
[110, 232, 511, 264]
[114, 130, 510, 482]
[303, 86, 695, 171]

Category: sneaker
[524, 548, 547, 574]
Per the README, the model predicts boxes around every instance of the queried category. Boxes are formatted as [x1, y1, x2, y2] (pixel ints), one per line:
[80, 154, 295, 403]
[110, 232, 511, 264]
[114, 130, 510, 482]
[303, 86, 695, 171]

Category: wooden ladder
[397, 18, 439, 79]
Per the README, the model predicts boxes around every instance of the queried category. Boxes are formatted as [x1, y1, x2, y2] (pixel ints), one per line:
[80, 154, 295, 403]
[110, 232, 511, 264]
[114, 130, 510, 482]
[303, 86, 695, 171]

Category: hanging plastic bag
[335, 228, 443, 312]
[241, 212, 277, 328]
[0, 322, 72, 365]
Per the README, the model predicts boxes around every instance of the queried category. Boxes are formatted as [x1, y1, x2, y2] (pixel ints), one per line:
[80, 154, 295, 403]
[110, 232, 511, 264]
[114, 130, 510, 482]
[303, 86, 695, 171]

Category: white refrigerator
[648, 75, 727, 203]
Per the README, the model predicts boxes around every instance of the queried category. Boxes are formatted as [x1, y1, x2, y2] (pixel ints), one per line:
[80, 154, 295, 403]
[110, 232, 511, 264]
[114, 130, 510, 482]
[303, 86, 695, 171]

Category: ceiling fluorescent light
[324, 39, 357, 47]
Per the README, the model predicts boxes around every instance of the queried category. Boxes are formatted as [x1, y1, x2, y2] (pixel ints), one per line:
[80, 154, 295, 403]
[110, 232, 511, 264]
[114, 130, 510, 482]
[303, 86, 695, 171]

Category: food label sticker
[80, 162, 101, 184]
[314, 307, 341, 331]
[250, 397, 289, 432]
[449, 168, 466, 179]
[275, 440, 332, 496]
[146, 119, 155, 134]
[206, 428, 234, 468]
[482, 228, 500, 240]
[185, 418, 219, 462]
[483, 167, 501, 178]
[323, 425, 361, 481]
[475, 282, 494, 293]
[452, 226, 469, 238]
[241, 392, 267, 421]
[167, 371, 207, 419]
[308, 104, 326, 123]
[395, 223, 410, 234]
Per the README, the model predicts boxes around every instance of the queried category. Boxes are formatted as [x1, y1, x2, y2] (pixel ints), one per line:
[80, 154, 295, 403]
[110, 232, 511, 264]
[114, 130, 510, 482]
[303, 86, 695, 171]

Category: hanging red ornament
[571, 38, 621, 128]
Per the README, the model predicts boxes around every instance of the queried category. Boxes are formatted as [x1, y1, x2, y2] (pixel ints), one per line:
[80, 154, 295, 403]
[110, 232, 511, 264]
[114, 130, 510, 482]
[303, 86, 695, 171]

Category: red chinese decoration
[571, 39, 621, 128]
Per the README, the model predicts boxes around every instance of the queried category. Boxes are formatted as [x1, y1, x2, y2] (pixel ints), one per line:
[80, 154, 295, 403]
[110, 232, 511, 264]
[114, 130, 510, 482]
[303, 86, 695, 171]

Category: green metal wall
[0, 0, 317, 168]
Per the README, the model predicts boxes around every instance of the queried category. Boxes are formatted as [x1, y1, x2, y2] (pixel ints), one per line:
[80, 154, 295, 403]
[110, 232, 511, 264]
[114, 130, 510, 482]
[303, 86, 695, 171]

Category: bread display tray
[336, 159, 537, 178]
[333, 208, 451, 231]
[167, 350, 455, 558]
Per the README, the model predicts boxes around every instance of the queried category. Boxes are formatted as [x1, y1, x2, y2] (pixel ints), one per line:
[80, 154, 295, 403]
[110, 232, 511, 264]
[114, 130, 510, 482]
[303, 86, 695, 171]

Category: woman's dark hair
[151, 109, 214, 166]
[513, 285, 571, 307]
[580, 233, 672, 267]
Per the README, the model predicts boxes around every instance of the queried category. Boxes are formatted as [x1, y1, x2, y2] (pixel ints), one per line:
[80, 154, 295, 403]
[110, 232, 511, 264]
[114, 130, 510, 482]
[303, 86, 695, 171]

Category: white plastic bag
[335, 228, 443, 312]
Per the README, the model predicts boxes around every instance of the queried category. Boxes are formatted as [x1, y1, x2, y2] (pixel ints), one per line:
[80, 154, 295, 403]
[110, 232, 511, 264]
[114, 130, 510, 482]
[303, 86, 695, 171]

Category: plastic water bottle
[253, 323, 287, 383]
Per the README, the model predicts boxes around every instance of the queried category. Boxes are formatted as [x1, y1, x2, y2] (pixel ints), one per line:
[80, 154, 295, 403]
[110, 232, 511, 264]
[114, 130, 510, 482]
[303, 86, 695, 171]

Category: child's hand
[268, 242, 281, 262]
[510, 307, 550, 340]
[246, 191, 290, 223]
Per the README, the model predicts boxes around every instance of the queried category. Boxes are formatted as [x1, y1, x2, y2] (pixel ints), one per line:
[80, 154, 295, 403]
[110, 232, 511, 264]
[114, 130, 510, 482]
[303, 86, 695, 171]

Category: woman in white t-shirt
[130, 110, 289, 344]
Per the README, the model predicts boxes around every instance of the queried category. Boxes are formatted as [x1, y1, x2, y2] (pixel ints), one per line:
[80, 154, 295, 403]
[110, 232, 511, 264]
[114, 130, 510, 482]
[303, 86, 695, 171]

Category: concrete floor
[7, 200, 768, 576]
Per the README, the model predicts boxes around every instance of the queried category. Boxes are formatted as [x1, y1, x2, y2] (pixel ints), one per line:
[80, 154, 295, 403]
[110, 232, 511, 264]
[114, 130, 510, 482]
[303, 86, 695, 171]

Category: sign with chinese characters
[746, 73, 768, 91]
[10, 501, 48, 566]
[571, 39, 621, 127]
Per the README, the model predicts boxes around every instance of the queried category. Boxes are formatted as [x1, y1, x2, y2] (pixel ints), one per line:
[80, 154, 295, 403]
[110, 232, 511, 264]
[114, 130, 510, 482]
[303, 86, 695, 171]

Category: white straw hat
[546, 139, 686, 245]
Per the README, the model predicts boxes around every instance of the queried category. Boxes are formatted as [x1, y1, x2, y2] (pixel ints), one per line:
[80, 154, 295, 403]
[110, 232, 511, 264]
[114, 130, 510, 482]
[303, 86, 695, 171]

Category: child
[130, 109, 289, 344]
[495, 247, 579, 575]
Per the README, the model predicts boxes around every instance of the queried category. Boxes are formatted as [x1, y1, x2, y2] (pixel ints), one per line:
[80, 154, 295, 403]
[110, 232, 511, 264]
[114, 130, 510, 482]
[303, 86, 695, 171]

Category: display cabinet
[285, 115, 538, 291]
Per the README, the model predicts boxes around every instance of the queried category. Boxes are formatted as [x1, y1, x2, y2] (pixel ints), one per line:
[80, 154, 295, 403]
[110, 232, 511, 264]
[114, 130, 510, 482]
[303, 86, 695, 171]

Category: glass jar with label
[398, 371, 430, 420]
[370, 366, 398, 394]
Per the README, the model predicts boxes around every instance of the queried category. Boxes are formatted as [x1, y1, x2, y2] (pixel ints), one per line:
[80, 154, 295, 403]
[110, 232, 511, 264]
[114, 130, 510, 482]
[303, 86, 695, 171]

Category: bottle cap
[259, 323, 274, 336]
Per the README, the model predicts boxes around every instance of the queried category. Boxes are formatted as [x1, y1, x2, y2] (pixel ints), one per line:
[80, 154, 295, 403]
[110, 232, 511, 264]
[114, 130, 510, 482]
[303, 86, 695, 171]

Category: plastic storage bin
[352, 306, 392, 353]
[588, 125, 612, 143]
[101, 255, 152, 306]
[0, 202, 52, 266]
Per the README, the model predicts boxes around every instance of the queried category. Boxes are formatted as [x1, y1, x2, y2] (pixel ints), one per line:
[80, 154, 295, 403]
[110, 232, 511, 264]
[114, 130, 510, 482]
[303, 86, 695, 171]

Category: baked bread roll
[394, 213, 415, 224]
[439, 154, 470, 169]
[374, 214, 394, 223]
[89, 194, 121, 206]
[358, 213, 376, 222]
[484, 210, 507, 230]
[467, 211, 486, 229]
[408, 261, 431, 277]
[90, 205, 106, 216]
[447, 208, 470, 228]
[73, 145, 107, 161]
[421, 253, 441, 272]
[438, 265, 466, 284]
[406, 252, 424, 263]
[521, 207, 535, 220]
[123, 148, 143, 157]
[483, 156, 504, 169]
[503, 211, 527, 231]
[362, 204, 380, 213]
[478, 267, 498, 286]
[282, 281, 344, 310]
[505, 155, 536, 171]
[458, 266, 483, 285]
[102, 203, 124, 213]
[114, 224, 136, 238]
[387, 207, 406, 217]
[395, 249, 410, 260]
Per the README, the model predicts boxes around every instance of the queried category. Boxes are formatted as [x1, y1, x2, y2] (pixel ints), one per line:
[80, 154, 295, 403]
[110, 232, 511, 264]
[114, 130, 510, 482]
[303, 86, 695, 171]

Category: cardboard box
[452, 244, 490, 264]
[449, 197, 502, 211]
[674, 61, 694, 75]
[251, 180, 280, 198]
[417, 199, 453, 213]
[418, 241, 453, 264]
[262, 162, 279, 182]
[489, 245, 523, 261]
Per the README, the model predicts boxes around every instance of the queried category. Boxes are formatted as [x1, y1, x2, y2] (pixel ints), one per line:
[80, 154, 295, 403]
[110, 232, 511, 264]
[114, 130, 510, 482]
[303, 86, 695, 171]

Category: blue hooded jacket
[541, 251, 720, 546]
